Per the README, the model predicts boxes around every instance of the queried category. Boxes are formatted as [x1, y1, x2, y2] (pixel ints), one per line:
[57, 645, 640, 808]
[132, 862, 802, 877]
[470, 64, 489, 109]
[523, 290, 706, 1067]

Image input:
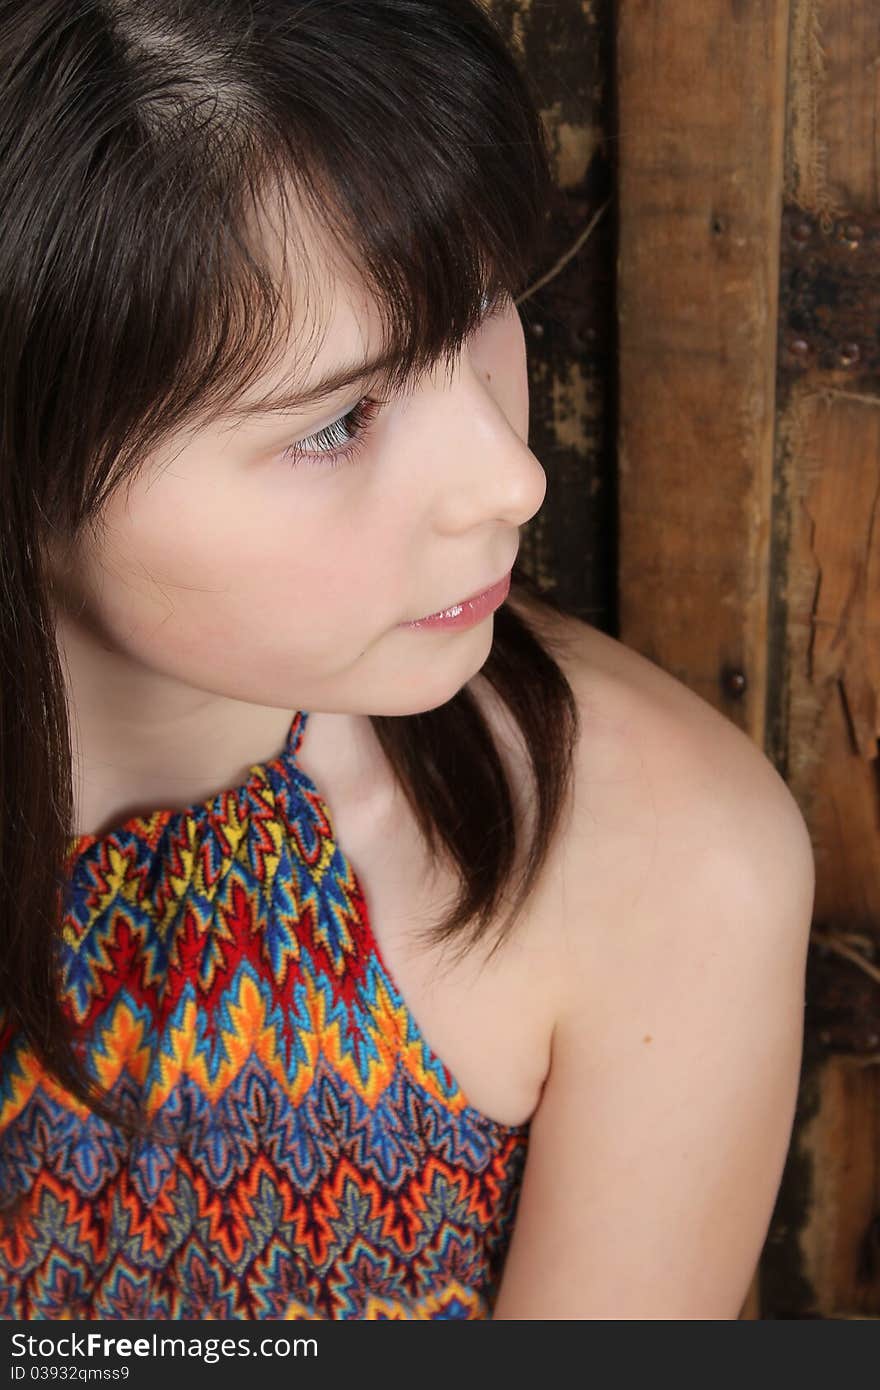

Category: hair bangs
[255, 0, 554, 403]
[104, 0, 556, 446]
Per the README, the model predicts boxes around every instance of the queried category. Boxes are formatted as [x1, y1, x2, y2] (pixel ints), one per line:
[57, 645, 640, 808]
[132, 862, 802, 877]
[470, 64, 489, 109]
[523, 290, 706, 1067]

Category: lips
[417, 577, 503, 622]
[397, 570, 513, 631]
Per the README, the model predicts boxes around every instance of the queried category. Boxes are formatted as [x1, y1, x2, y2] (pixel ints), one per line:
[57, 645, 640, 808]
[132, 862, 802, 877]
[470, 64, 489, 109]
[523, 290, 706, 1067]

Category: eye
[280, 291, 507, 472]
[281, 396, 386, 471]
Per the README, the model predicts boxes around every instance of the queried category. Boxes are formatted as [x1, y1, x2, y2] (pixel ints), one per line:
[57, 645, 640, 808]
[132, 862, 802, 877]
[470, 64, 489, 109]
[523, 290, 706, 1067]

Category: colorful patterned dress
[0, 710, 529, 1319]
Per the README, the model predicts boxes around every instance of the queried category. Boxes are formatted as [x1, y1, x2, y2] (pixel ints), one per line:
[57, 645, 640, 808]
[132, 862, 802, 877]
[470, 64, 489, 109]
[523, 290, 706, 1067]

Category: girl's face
[52, 233, 546, 742]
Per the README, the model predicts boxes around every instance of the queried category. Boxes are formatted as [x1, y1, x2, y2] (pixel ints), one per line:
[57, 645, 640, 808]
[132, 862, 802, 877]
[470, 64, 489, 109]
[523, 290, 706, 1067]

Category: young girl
[0, 0, 815, 1320]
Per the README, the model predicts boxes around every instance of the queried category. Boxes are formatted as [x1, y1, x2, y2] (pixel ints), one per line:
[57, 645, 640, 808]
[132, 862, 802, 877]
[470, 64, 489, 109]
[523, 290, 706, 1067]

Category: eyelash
[280, 396, 387, 472]
[280, 287, 509, 472]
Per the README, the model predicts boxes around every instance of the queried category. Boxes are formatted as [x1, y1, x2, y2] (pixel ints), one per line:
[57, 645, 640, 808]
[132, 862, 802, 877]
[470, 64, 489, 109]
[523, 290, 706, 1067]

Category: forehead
[221, 181, 384, 415]
[184, 163, 484, 439]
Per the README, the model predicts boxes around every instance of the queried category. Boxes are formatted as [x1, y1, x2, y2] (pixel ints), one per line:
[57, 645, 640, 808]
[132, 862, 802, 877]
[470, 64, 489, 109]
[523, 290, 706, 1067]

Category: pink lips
[398, 570, 512, 631]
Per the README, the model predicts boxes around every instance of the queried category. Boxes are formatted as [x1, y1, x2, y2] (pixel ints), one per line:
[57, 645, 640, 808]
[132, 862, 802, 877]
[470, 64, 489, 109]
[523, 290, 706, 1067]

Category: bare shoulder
[506, 580, 810, 824]
[499, 583, 815, 953]
[507, 582, 784, 785]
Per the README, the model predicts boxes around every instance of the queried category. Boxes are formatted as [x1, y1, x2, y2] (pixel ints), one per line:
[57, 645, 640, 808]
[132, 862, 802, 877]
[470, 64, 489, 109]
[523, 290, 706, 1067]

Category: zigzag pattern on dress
[0, 711, 529, 1319]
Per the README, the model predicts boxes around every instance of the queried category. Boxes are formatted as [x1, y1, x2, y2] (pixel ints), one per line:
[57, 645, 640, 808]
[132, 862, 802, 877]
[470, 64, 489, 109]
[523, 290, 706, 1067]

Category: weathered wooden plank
[770, 0, 880, 1320]
[615, 0, 792, 1318]
[616, 2, 790, 744]
[794, 1053, 880, 1315]
[786, 0, 878, 219]
[489, 0, 617, 627]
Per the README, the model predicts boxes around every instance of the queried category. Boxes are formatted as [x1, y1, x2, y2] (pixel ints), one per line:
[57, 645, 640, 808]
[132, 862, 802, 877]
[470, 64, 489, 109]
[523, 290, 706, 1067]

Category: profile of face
[51, 200, 547, 831]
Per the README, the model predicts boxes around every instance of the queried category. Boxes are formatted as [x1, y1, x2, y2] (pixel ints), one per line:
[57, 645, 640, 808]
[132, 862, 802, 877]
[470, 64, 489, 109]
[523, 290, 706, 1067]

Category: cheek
[82, 468, 393, 675]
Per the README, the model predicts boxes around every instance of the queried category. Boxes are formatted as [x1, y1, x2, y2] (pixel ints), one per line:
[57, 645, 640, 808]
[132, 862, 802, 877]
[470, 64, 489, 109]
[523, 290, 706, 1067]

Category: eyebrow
[219, 342, 405, 421]
[216, 286, 502, 423]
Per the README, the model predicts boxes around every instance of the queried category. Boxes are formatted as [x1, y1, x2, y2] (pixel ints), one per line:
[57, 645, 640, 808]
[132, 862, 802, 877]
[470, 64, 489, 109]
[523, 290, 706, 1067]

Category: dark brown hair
[0, 0, 580, 1143]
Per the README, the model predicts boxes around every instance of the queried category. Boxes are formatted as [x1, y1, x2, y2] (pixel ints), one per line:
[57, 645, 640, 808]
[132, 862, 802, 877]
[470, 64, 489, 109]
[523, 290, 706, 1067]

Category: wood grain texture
[615, 0, 792, 1319]
[487, 0, 617, 627]
[767, 0, 880, 1319]
[616, 1, 790, 739]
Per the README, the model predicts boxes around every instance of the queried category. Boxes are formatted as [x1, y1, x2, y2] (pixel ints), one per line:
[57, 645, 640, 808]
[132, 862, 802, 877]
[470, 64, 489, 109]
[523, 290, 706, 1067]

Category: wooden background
[488, 0, 880, 1319]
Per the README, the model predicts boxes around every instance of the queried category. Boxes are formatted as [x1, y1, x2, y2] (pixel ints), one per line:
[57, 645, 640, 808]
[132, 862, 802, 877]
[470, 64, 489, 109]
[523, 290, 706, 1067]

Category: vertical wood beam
[616, 1, 793, 1318]
[771, 0, 880, 1318]
[616, 1, 791, 750]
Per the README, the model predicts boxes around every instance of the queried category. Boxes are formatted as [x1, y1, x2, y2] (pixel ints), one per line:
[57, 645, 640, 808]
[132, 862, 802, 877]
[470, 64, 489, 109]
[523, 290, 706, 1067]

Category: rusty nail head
[840, 221, 863, 245]
[722, 667, 747, 698]
[788, 337, 811, 358]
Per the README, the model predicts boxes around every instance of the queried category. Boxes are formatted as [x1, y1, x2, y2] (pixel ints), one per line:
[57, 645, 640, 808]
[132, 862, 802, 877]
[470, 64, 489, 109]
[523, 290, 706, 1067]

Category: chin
[382, 616, 496, 717]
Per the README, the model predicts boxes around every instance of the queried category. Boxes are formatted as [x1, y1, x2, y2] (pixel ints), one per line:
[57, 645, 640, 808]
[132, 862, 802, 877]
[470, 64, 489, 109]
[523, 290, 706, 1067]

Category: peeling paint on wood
[769, 0, 880, 1322]
[488, 0, 616, 624]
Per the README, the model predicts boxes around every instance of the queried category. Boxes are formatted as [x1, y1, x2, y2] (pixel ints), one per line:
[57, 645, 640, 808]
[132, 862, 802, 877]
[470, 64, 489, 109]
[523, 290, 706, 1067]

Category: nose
[426, 358, 547, 535]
